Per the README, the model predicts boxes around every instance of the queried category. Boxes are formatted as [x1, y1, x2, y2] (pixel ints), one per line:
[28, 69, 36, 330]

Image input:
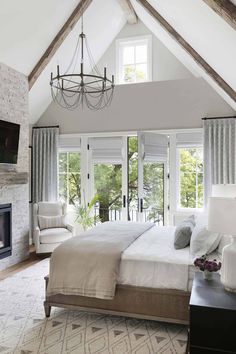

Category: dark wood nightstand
[188, 272, 236, 354]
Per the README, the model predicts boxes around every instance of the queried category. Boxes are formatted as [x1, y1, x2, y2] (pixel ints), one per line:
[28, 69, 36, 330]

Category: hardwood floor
[0, 246, 50, 281]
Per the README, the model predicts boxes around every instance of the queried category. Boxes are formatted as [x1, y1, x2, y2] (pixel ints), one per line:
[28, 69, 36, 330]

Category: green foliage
[94, 163, 122, 222]
[74, 195, 100, 231]
[59, 152, 81, 205]
[124, 65, 146, 83]
[179, 148, 203, 208]
[143, 162, 164, 223]
[59, 143, 204, 227]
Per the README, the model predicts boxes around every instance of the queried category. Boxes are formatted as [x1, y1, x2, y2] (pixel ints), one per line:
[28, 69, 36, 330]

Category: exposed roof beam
[28, 0, 92, 90]
[118, 0, 138, 24]
[202, 0, 236, 31]
[136, 0, 236, 102]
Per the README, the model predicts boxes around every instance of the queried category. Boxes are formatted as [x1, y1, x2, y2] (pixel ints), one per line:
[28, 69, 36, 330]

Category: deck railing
[94, 206, 164, 225]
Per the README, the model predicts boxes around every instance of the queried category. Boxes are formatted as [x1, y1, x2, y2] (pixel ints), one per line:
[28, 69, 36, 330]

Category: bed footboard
[44, 276, 190, 324]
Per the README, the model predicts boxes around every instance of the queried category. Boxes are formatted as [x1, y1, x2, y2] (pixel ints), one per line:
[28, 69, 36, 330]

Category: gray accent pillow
[174, 215, 195, 250]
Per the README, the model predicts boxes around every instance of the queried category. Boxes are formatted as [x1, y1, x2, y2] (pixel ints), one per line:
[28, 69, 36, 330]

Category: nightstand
[189, 272, 236, 354]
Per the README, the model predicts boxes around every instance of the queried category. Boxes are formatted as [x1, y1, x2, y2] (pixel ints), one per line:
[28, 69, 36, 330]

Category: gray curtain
[204, 118, 236, 203]
[32, 127, 59, 203]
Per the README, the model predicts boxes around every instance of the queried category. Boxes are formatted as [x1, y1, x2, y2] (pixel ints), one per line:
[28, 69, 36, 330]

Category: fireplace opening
[0, 204, 12, 260]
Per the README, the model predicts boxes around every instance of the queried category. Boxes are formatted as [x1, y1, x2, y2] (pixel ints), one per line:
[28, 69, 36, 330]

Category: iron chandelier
[50, 1, 115, 111]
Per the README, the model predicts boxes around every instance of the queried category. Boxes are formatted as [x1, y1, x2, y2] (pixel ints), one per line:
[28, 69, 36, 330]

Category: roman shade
[89, 137, 123, 164]
[176, 132, 203, 148]
[138, 132, 168, 162]
[59, 135, 81, 152]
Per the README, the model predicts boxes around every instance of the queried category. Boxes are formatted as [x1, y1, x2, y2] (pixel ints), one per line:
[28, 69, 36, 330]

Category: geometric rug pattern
[0, 259, 187, 354]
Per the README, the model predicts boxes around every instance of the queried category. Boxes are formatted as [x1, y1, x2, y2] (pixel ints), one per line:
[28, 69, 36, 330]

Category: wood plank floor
[0, 246, 50, 281]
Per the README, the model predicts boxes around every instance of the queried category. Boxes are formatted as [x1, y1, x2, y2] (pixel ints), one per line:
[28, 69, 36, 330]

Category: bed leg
[44, 302, 51, 318]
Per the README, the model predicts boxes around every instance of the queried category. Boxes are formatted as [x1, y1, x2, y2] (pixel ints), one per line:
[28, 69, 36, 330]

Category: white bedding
[118, 225, 219, 291]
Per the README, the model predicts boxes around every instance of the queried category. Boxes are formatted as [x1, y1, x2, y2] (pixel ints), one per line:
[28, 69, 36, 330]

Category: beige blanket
[47, 221, 154, 299]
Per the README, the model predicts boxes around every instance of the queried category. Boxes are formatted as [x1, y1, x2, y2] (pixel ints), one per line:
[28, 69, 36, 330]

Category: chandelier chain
[50, 0, 115, 111]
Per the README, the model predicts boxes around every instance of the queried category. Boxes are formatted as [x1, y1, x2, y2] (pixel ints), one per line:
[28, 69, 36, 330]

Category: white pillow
[38, 215, 66, 230]
[195, 212, 208, 227]
[190, 213, 221, 256]
[190, 226, 221, 256]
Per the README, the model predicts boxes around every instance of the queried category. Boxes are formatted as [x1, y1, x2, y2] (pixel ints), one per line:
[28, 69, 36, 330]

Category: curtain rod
[202, 116, 236, 120]
[32, 125, 59, 129]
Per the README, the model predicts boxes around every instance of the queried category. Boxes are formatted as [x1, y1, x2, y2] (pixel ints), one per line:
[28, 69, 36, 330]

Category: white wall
[97, 20, 194, 83]
[37, 78, 235, 134]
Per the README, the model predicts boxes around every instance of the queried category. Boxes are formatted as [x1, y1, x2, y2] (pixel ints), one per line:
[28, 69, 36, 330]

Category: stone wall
[0, 63, 29, 271]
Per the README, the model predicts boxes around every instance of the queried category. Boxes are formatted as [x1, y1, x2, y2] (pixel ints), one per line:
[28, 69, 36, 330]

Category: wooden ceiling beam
[202, 0, 236, 31]
[28, 0, 92, 90]
[137, 0, 236, 102]
[118, 0, 138, 24]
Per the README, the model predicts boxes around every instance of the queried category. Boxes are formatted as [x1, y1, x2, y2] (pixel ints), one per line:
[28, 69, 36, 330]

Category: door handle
[123, 195, 126, 208]
[140, 198, 143, 213]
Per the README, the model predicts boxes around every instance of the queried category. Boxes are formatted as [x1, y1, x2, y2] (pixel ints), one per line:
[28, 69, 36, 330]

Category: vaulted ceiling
[0, 0, 235, 124]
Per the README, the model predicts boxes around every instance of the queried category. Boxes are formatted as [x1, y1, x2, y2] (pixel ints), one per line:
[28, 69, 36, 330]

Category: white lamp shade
[212, 184, 236, 198]
[208, 197, 236, 235]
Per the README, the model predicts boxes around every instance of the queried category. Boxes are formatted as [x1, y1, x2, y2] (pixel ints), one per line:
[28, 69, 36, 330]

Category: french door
[89, 137, 127, 223]
[89, 134, 168, 225]
[137, 132, 168, 225]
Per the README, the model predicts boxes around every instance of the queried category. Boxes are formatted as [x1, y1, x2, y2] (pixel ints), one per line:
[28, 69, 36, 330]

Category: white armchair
[33, 202, 74, 254]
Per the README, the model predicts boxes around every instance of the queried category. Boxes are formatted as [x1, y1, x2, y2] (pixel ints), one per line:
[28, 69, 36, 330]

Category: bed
[44, 222, 218, 324]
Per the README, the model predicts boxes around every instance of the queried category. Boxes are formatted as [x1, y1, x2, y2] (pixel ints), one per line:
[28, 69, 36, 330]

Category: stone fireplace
[0, 204, 12, 260]
[0, 63, 29, 271]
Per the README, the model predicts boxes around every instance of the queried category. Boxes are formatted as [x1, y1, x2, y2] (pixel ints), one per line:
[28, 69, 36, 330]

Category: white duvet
[118, 226, 194, 291]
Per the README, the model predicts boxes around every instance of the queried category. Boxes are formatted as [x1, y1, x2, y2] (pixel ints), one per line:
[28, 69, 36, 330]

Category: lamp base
[221, 236, 236, 292]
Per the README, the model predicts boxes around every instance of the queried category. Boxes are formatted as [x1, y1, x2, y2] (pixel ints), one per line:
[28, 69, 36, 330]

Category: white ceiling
[131, 0, 236, 110]
[0, 0, 235, 123]
[0, 0, 126, 123]
[0, 0, 79, 75]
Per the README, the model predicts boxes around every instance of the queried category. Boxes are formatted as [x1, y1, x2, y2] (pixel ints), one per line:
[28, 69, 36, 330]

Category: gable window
[117, 36, 152, 84]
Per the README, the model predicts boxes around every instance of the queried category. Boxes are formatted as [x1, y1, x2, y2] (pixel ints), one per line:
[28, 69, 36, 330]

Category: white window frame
[58, 149, 81, 207]
[116, 35, 152, 85]
[176, 145, 204, 211]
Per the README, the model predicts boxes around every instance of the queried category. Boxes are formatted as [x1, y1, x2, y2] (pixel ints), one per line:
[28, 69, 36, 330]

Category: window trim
[116, 35, 152, 85]
[176, 146, 204, 211]
[58, 150, 81, 206]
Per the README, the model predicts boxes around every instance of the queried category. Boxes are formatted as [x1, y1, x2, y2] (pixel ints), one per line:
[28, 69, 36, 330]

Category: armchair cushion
[38, 215, 66, 230]
[38, 202, 64, 216]
[40, 228, 72, 244]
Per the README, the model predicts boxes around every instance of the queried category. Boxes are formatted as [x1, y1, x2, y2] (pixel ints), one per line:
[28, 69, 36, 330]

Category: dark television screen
[0, 120, 20, 164]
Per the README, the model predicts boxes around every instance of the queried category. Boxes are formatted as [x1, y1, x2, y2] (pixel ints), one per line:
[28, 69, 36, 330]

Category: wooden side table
[189, 272, 236, 353]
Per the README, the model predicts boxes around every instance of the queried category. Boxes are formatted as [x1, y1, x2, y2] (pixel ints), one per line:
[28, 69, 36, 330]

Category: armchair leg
[44, 302, 51, 318]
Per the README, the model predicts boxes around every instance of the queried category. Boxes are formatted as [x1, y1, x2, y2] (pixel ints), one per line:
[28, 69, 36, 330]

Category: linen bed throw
[47, 221, 154, 299]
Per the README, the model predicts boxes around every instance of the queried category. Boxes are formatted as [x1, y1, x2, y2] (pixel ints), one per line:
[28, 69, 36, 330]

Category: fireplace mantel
[0, 171, 28, 186]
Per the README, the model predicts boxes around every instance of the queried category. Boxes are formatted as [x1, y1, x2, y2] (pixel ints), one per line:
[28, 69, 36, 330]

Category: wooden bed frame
[44, 276, 190, 325]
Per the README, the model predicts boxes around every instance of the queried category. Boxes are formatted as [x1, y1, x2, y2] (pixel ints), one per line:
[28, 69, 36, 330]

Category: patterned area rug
[0, 259, 187, 354]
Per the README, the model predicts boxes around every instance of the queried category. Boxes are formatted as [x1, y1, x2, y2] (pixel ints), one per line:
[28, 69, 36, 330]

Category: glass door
[142, 162, 165, 225]
[127, 136, 138, 221]
[138, 132, 168, 225]
[93, 163, 122, 222]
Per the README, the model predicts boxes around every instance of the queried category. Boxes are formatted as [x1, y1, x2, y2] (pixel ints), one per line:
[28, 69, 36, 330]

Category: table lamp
[208, 196, 236, 292]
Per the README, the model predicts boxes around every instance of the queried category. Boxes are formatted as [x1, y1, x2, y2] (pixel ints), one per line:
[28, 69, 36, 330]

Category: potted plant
[194, 254, 221, 280]
[74, 195, 100, 232]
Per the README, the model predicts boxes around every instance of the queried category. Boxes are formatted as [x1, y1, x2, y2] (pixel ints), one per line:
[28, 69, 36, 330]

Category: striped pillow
[38, 215, 66, 230]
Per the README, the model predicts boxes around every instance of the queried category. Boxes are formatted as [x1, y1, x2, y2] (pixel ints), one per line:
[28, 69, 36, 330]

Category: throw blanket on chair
[47, 221, 154, 299]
